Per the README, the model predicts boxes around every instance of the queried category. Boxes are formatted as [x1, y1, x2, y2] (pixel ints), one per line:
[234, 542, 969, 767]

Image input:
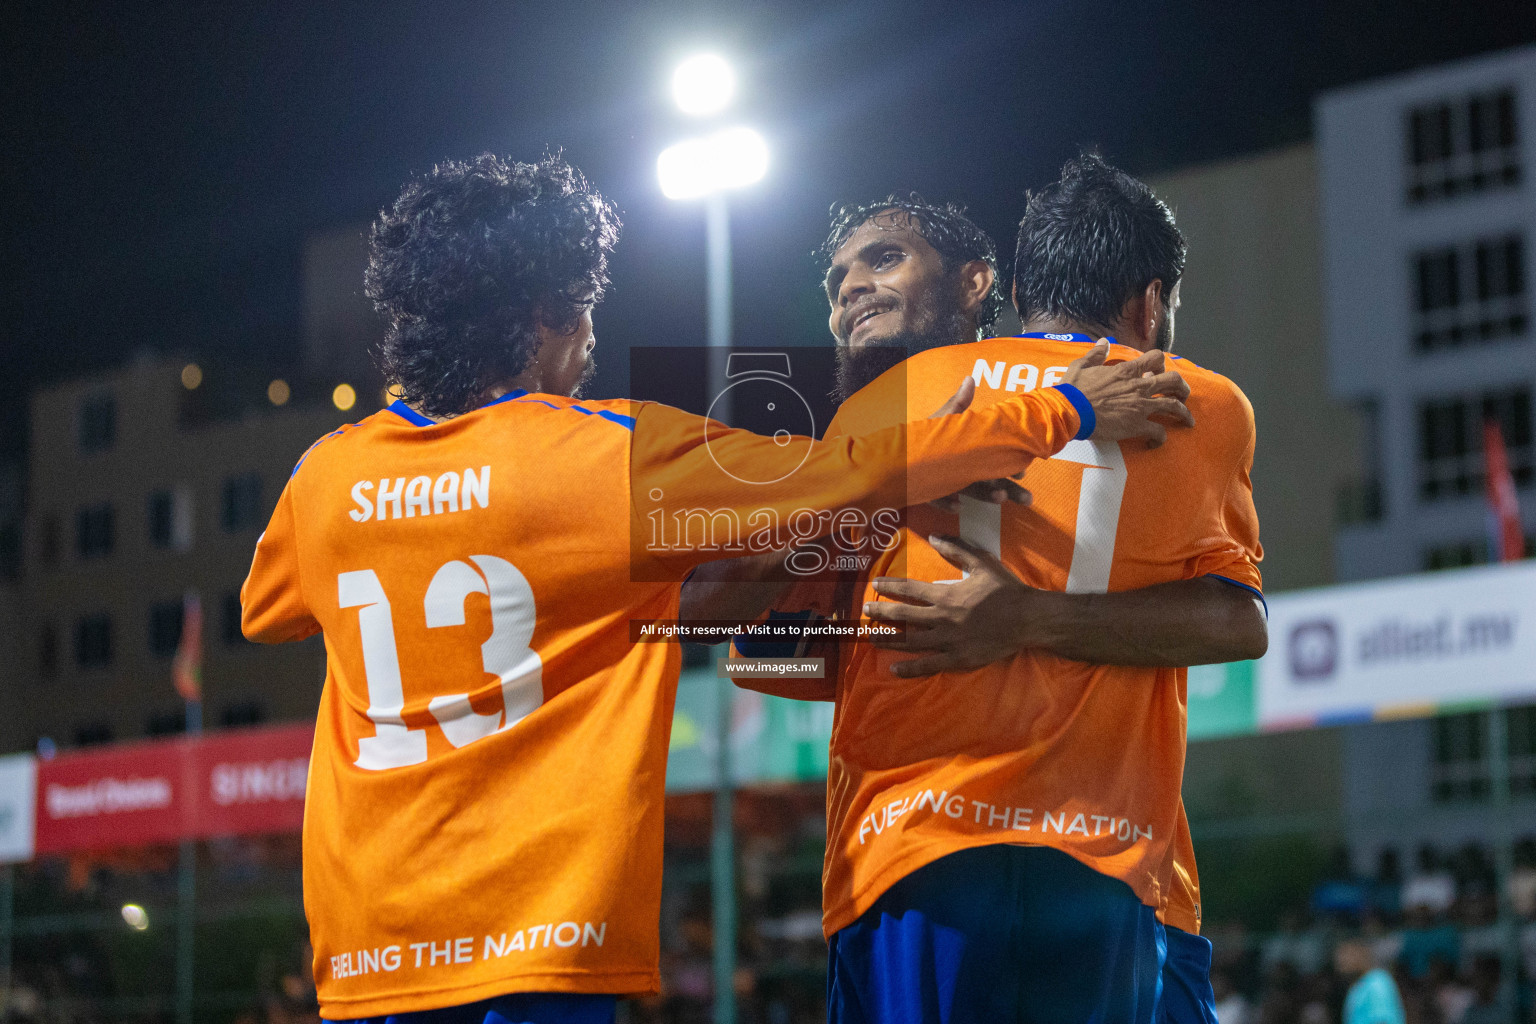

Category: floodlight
[672, 54, 735, 116]
[657, 127, 769, 200]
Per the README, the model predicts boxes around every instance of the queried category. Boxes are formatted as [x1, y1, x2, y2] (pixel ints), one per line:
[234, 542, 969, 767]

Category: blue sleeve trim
[1051, 383, 1095, 441]
[733, 610, 813, 658]
[1207, 574, 1267, 616]
[387, 400, 435, 427]
[571, 405, 637, 430]
[482, 389, 530, 408]
[733, 637, 804, 658]
[292, 424, 355, 476]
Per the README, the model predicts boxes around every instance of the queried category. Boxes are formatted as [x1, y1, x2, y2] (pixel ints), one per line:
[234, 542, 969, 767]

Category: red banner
[33, 723, 313, 855]
[191, 723, 312, 839]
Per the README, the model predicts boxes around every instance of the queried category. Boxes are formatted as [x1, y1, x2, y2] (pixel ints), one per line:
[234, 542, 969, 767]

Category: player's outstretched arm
[863, 535, 1267, 676]
[676, 376, 1034, 624]
[634, 385, 1084, 578]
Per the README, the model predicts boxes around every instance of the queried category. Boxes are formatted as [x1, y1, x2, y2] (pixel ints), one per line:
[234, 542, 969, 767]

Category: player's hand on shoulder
[1064, 340, 1194, 448]
[862, 535, 1037, 678]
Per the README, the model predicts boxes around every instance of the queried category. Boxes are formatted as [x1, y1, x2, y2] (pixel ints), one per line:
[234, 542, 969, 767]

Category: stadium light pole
[658, 54, 768, 1024]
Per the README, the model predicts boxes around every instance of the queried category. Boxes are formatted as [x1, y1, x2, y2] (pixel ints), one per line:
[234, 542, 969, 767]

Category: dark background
[6, 0, 1536, 457]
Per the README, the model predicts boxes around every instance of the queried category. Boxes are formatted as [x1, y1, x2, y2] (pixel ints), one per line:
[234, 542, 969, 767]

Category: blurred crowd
[12, 829, 1536, 1023]
[2, 836, 318, 1024]
[1206, 840, 1536, 1024]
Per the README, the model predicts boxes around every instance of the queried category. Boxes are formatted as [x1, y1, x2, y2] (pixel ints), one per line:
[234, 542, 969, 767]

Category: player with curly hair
[241, 154, 1188, 1024]
[366, 155, 619, 418]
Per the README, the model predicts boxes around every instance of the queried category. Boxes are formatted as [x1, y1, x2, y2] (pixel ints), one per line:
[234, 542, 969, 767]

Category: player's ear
[1118, 280, 1164, 349]
[957, 259, 994, 314]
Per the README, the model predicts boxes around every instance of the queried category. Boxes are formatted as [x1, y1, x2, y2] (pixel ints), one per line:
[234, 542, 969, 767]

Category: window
[1424, 535, 1535, 571]
[0, 520, 18, 581]
[1411, 235, 1526, 352]
[148, 600, 184, 658]
[145, 710, 185, 737]
[1432, 711, 1489, 802]
[75, 503, 115, 559]
[78, 394, 116, 454]
[148, 491, 172, 547]
[37, 623, 58, 678]
[1432, 707, 1536, 802]
[221, 701, 266, 729]
[148, 487, 193, 550]
[222, 591, 249, 646]
[1418, 387, 1533, 501]
[1424, 540, 1486, 571]
[1337, 400, 1385, 526]
[73, 723, 113, 747]
[221, 473, 263, 532]
[1508, 706, 1536, 797]
[1406, 88, 1520, 204]
[74, 614, 112, 668]
[38, 514, 60, 566]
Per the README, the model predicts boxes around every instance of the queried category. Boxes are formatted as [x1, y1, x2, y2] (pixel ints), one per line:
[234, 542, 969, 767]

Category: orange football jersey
[1165, 805, 1203, 935]
[731, 633, 1207, 937]
[731, 644, 1208, 937]
[240, 385, 1085, 1017]
[776, 336, 1260, 937]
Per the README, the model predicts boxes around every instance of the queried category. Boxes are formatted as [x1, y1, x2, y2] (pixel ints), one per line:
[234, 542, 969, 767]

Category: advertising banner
[189, 722, 313, 838]
[1187, 661, 1258, 740]
[33, 724, 315, 855]
[0, 753, 37, 863]
[1256, 560, 1536, 730]
[666, 668, 833, 793]
[35, 737, 187, 854]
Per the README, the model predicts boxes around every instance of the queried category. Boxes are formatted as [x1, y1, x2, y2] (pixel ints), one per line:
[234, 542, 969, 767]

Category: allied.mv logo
[1288, 620, 1339, 682]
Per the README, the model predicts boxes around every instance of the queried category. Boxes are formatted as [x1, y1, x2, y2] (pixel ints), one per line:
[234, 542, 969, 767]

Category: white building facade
[1317, 47, 1536, 868]
[1318, 45, 1536, 581]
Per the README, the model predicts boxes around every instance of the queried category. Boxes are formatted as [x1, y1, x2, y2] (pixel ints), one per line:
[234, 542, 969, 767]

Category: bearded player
[239, 154, 1187, 1024]
[685, 159, 1264, 1023]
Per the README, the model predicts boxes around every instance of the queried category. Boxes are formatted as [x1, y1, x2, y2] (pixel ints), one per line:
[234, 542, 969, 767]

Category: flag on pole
[172, 590, 203, 702]
[1484, 419, 1526, 563]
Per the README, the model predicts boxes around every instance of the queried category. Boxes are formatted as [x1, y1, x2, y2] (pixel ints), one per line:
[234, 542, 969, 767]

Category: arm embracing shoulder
[631, 390, 1081, 577]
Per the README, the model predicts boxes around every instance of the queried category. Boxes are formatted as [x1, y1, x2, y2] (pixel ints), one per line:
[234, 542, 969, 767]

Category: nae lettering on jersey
[349, 467, 490, 523]
[971, 359, 1068, 394]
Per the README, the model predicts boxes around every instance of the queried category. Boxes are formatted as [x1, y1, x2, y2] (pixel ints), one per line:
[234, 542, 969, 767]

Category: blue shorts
[1160, 927, 1216, 1024]
[827, 844, 1166, 1024]
[338, 993, 616, 1024]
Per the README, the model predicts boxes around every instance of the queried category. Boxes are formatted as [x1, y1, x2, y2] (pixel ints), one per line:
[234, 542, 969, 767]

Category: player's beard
[832, 305, 970, 405]
[1154, 310, 1173, 352]
[570, 354, 597, 398]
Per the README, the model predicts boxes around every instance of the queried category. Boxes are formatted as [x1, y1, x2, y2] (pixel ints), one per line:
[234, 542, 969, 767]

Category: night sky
[5, 0, 1536, 456]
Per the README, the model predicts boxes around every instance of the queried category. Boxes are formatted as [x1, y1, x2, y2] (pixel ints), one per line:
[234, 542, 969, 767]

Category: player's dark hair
[366, 154, 621, 418]
[1013, 154, 1185, 334]
[822, 193, 1005, 336]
